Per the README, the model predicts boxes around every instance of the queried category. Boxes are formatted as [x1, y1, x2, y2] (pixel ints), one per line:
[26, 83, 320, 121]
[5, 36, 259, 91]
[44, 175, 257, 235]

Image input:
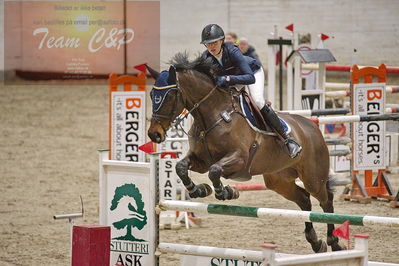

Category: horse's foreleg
[175, 155, 212, 198]
[209, 153, 244, 200]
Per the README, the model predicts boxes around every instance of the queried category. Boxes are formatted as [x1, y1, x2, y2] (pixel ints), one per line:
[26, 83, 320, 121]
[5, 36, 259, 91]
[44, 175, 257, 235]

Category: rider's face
[205, 40, 223, 56]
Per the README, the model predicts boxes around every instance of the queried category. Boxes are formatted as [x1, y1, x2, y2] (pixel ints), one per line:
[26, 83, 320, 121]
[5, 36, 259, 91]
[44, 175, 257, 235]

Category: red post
[72, 225, 110, 266]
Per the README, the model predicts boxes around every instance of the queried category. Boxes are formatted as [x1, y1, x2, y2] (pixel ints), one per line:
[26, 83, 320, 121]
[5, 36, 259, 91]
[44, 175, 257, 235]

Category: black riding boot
[260, 105, 302, 158]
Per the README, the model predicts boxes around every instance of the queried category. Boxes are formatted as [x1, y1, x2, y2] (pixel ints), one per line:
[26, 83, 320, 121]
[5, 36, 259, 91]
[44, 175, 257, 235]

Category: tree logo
[110, 183, 147, 241]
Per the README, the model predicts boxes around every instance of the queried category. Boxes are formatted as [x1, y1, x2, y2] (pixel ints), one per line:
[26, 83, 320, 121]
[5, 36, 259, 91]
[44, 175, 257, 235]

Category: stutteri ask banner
[4, 1, 160, 83]
[99, 151, 157, 265]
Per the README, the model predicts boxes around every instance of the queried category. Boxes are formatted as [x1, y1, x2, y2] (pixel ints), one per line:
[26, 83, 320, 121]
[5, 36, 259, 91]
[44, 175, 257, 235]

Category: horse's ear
[168, 65, 177, 84]
[145, 64, 160, 80]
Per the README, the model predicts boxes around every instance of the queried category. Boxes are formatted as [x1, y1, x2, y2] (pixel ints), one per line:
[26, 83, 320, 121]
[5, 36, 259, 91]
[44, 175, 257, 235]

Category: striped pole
[324, 137, 351, 145]
[326, 64, 399, 74]
[281, 108, 350, 117]
[309, 113, 399, 125]
[158, 242, 265, 262]
[386, 107, 399, 114]
[282, 108, 397, 117]
[231, 183, 267, 191]
[159, 200, 399, 227]
[329, 149, 351, 156]
[325, 86, 399, 97]
[230, 178, 351, 192]
[302, 63, 399, 74]
[325, 90, 351, 98]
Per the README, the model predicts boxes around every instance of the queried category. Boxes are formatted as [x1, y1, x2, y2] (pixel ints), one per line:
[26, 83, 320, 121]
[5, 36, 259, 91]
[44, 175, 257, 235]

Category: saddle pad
[239, 94, 291, 135]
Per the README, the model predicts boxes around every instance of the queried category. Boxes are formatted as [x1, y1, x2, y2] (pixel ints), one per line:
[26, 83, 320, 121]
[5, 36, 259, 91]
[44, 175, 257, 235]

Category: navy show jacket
[203, 42, 261, 86]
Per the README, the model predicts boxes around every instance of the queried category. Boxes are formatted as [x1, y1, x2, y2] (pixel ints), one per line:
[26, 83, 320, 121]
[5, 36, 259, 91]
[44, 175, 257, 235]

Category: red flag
[320, 33, 330, 41]
[139, 141, 155, 154]
[333, 220, 350, 239]
[134, 63, 148, 74]
[285, 24, 294, 32]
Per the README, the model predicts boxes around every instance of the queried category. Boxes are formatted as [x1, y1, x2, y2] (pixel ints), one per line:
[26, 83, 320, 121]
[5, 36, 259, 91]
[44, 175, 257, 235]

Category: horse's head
[147, 65, 185, 143]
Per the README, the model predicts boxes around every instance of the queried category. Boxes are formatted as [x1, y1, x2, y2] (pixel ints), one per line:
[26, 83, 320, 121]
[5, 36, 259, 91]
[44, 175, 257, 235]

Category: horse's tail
[326, 175, 336, 193]
[327, 174, 352, 193]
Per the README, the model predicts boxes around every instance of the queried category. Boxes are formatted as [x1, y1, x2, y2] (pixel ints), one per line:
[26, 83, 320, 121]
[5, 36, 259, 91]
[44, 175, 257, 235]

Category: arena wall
[1, 0, 398, 74]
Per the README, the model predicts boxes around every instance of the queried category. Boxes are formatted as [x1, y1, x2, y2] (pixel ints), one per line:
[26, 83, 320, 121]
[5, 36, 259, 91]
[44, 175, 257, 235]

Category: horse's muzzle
[148, 131, 164, 143]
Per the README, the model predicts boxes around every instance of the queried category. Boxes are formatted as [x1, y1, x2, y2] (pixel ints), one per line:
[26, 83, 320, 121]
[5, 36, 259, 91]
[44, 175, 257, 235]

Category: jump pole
[159, 200, 399, 227]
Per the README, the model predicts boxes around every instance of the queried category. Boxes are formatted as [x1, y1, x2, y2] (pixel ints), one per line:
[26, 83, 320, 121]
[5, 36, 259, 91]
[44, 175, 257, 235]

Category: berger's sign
[353, 83, 386, 170]
[111, 91, 146, 162]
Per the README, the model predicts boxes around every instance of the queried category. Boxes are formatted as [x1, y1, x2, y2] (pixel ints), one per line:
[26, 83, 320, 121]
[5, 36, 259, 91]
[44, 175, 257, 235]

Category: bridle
[150, 69, 244, 164]
[150, 71, 220, 137]
[150, 85, 181, 134]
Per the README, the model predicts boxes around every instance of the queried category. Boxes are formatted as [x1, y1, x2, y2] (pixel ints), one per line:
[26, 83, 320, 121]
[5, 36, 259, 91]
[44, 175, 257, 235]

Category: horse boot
[260, 105, 302, 158]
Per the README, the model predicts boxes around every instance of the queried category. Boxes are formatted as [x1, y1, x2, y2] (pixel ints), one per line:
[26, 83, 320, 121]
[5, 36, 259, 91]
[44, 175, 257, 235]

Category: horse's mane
[169, 52, 221, 80]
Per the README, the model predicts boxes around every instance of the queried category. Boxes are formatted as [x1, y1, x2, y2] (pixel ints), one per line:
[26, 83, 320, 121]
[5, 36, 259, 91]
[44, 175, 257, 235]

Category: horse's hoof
[188, 184, 211, 198]
[315, 240, 328, 253]
[328, 236, 347, 251]
[226, 186, 240, 199]
[198, 183, 213, 197]
[331, 242, 347, 251]
[215, 186, 240, 200]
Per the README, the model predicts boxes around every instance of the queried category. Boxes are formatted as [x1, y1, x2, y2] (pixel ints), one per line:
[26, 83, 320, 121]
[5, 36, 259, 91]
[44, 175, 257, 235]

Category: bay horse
[147, 53, 345, 253]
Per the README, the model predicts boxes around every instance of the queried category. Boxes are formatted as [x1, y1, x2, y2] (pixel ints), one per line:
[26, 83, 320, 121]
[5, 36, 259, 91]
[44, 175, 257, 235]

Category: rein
[175, 83, 245, 163]
[173, 84, 219, 131]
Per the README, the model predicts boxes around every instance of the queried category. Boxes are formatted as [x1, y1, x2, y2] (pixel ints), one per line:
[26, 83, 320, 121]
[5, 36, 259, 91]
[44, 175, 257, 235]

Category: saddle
[238, 90, 290, 135]
[241, 91, 270, 131]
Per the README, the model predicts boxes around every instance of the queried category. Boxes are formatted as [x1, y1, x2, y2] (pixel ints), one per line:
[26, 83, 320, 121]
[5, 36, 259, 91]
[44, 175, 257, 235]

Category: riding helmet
[200, 24, 225, 44]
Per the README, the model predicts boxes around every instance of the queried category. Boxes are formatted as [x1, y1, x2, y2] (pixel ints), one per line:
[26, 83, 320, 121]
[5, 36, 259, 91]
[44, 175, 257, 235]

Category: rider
[200, 24, 302, 158]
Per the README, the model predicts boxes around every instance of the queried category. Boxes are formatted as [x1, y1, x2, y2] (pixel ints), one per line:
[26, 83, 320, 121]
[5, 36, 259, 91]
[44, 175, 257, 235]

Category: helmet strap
[216, 40, 224, 56]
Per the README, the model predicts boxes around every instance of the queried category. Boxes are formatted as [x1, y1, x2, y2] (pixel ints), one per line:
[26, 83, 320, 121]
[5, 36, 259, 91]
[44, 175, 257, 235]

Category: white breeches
[247, 67, 265, 109]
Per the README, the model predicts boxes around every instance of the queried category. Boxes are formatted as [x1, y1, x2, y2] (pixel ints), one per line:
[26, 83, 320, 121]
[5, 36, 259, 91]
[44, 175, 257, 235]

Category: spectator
[239, 37, 260, 62]
[225, 32, 239, 45]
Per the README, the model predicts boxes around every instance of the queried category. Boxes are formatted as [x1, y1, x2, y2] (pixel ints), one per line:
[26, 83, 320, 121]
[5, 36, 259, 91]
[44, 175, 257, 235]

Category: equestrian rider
[201, 24, 302, 158]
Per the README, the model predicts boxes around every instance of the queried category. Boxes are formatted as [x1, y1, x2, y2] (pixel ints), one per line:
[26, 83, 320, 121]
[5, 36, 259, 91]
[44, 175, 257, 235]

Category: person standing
[225, 32, 239, 45]
[239, 37, 261, 63]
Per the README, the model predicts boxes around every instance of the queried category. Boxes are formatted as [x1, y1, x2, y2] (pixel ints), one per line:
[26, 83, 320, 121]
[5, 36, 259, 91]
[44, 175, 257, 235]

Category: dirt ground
[1, 80, 399, 266]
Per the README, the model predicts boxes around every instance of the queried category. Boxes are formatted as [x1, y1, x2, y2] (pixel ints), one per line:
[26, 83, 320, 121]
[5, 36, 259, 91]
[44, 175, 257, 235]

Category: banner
[4, 1, 160, 83]
[99, 151, 157, 266]
[353, 83, 386, 170]
[111, 91, 146, 162]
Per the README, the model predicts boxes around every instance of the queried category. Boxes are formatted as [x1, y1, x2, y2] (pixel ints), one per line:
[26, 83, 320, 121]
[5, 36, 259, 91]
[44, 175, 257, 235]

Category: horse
[147, 53, 345, 253]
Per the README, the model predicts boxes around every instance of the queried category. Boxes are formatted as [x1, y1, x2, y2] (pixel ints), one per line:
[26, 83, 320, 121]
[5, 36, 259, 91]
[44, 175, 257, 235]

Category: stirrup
[285, 138, 302, 158]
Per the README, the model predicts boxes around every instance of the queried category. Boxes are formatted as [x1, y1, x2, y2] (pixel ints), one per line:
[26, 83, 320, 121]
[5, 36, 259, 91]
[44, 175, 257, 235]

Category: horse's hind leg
[263, 172, 327, 253]
[304, 177, 346, 252]
[318, 182, 347, 251]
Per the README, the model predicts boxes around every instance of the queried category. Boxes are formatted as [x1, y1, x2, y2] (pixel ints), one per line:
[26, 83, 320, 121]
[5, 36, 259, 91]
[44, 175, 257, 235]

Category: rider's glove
[215, 76, 229, 87]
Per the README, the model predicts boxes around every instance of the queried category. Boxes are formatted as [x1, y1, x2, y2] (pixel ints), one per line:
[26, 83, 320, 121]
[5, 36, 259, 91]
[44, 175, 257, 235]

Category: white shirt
[213, 49, 223, 66]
